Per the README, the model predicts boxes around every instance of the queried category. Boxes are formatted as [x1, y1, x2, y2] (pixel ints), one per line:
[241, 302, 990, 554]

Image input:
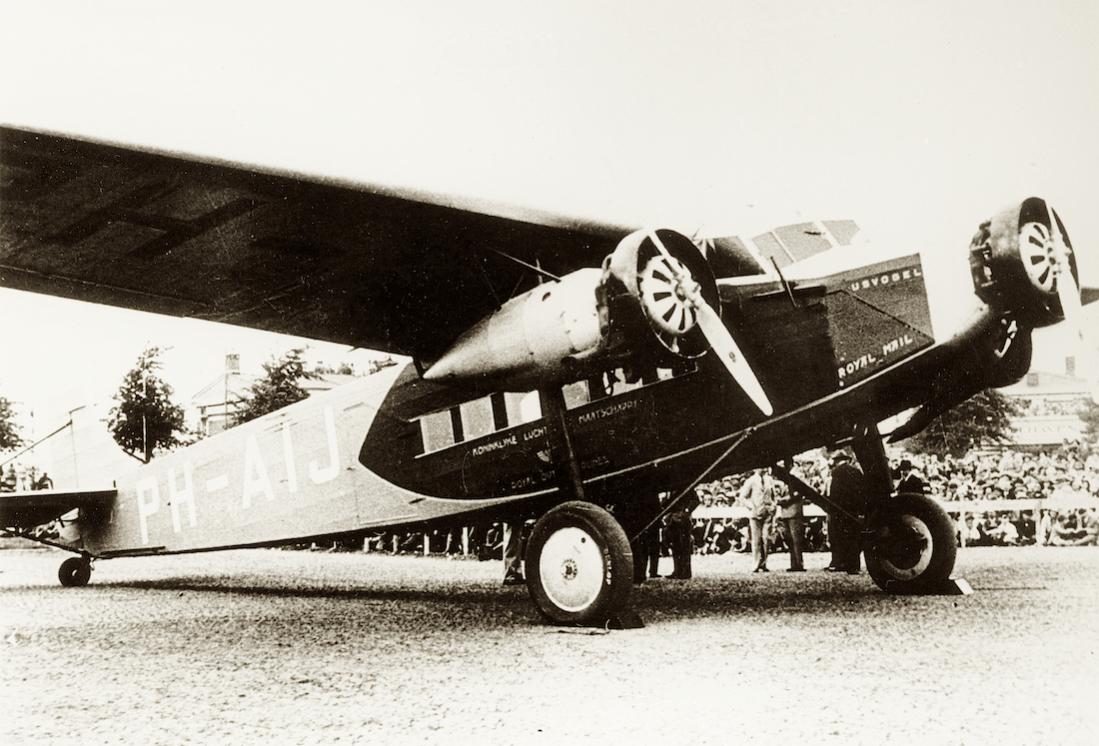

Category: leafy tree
[906, 388, 1023, 458]
[234, 348, 318, 425]
[108, 347, 186, 463]
[0, 396, 22, 452]
[1080, 398, 1099, 446]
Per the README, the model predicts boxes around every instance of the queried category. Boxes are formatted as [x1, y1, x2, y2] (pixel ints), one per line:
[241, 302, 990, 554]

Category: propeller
[646, 231, 774, 415]
[1044, 206, 1099, 403]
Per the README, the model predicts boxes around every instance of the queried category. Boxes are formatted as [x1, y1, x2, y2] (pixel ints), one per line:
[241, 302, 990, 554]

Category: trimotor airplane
[1, 125, 1096, 626]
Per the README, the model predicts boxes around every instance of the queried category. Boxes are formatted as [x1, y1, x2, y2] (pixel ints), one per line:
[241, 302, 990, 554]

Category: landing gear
[525, 501, 634, 626]
[864, 492, 957, 594]
[58, 556, 92, 587]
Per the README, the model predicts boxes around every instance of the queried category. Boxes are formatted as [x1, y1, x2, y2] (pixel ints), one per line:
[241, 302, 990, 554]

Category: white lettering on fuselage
[167, 464, 197, 533]
[880, 333, 914, 357]
[242, 434, 275, 508]
[136, 476, 160, 545]
[308, 407, 340, 484]
[281, 423, 298, 493]
[133, 405, 341, 544]
[471, 434, 518, 457]
[577, 399, 639, 425]
[849, 266, 922, 292]
[836, 352, 879, 380]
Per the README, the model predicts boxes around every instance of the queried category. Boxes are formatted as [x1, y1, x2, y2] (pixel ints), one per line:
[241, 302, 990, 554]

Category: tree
[108, 347, 186, 463]
[234, 348, 318, 425]
[906, 388, 1023, 458]
[1080, 398, 1099, 446]
[0, 396, 22, 452]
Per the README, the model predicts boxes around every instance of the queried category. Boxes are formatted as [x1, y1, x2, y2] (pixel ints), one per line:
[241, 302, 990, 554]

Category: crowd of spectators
[356, 442, 1099, 561]
[685, 440, 1099, 555]
[0, 462, 53, 492]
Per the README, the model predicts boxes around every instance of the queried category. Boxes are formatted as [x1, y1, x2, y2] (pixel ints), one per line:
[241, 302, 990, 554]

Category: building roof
[1000, 369, 1090, 398]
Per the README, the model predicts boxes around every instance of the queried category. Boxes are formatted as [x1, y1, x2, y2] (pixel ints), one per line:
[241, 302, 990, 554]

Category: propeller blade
[647, 231, 774, 415]
[1048, 209, 1099, 403]
[695, 302, 774, 416]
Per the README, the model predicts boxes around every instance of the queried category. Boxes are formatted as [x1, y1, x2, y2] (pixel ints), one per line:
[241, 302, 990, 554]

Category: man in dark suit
[826, 450, 870, 574]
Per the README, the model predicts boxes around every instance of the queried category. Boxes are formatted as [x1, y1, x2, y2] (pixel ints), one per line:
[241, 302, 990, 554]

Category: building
[999, 357, 1090, 448]
[188, 354, 362, 437]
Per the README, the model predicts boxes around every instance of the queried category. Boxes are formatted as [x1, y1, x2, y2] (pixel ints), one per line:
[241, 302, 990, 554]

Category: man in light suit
[739, 467, 776, 573]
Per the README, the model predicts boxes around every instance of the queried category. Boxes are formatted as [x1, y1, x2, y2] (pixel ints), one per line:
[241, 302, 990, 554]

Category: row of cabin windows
[418, 365, 691, 455]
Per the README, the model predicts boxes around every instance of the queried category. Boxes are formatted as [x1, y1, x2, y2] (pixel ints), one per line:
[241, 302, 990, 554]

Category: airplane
[1, 124, 1096, 626]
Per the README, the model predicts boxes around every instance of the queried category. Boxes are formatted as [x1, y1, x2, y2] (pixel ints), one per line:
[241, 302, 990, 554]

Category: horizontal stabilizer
[1081, 285, 1099, 306]
[0, 488, 116, 528]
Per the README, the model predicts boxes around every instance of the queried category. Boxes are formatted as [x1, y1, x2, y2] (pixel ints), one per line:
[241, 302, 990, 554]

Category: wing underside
[0, 488, 116, 528]
[0, 126, 625, 360]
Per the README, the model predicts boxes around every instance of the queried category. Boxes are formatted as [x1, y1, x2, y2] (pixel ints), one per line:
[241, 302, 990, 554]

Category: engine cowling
[969, 196, 1077, 327]
[423, 228, 719, 389]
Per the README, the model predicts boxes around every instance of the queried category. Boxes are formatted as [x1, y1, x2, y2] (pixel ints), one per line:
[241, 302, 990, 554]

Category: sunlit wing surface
[0, 488, 116, 528]
[0, 126, 627, 360]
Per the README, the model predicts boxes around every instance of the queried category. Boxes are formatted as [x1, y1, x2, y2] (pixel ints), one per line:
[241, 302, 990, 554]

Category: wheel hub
[538, 527, 604, 614]
[874, 515, 933, 580]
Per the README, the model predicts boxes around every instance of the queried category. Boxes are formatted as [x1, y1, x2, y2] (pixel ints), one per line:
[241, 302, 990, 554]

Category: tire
[58, 557, 91, 588]
[525, 501, 634, 626]
[864, 492, 957, 594]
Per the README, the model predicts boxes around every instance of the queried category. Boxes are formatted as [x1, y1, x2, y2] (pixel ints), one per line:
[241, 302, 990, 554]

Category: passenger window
[460, 398, 495, 440]
[420, 410, 457, 453]
[505, 391, 542, 425]
[607, 368, 643, 396]
[562, 380, 591, 409]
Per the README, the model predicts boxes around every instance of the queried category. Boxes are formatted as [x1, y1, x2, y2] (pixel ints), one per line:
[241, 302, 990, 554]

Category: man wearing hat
[896, 458, 928, 494]
[825, 449, 869, 574]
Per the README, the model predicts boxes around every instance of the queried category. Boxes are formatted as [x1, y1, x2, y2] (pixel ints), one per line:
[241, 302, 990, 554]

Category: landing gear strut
[58, 555, 92, 587]
[851, 426, 958, 594]
[774, 425, 961, 595]
[525, 386, 636, 626]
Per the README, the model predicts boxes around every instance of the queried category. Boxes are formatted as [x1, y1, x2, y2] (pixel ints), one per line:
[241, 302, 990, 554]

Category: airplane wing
[0, 488, 116, 528]
[0, 126, 628, 362]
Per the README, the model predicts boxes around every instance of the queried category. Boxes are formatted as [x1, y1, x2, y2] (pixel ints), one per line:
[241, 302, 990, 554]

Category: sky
[1, 0, 1097, 438]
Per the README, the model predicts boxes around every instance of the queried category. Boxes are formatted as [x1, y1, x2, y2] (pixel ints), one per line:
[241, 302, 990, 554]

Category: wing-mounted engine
[969, 196, 1077, 327]
[968, 196, 1097, 400]
[423, 228, 773, 413]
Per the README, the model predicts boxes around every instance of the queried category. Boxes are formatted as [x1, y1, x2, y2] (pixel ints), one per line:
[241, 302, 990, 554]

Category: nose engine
[600, 228, 720, 362]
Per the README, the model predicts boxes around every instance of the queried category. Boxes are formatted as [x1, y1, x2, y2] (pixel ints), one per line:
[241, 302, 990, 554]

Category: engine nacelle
[969, 196, 1077, 327]
[423, 228, 719, 389]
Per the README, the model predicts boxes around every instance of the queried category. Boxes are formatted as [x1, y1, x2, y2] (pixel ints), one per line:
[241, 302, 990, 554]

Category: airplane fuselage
[68, 247, 998, 559]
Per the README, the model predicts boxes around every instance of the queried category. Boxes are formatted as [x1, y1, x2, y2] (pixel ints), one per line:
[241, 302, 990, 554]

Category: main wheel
[58, 557, 92, 587]
[864, 492, 956, 594]
[524, 501, 634, 626]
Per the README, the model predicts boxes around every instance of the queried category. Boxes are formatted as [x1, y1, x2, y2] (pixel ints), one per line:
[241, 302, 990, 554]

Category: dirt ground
[2, 545, 1097, 745]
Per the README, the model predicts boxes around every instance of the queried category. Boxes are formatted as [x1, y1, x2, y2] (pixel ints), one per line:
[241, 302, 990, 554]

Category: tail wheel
[864, 492, 957, 594]
[525, 501, 634, 626]
[58, 556, 92, 587]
